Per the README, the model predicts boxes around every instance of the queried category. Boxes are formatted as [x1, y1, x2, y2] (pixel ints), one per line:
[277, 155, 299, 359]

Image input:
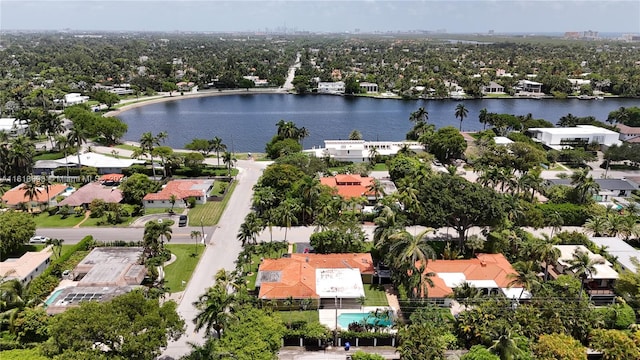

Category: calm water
[118, 94, 640, 152]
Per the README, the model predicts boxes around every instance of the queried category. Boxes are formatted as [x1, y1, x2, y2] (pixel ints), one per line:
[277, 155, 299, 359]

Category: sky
[1, 0, 639, 34]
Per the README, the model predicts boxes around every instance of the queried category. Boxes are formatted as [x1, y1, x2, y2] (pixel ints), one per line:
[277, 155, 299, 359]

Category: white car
[29, 236, 50, 244]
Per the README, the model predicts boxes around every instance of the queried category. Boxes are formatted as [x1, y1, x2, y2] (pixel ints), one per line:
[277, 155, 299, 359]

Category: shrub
[186, 197, 196, 208]
[537, 203, 590, 226]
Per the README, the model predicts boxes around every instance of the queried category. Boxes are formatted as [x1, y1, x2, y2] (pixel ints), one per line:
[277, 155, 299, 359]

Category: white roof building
[590, 237, 640, 273]
[0, 247, 53, 285]
[554, 245, 619, 280]
[304, 140, 424, 163]
[493, 136, 514, 145]
[63, 93, 89, 106]
[34, 152, 144, 175]
[317, 81, 345, 94]
[0, 118, 28, 136]
[528, 125, 621, 150]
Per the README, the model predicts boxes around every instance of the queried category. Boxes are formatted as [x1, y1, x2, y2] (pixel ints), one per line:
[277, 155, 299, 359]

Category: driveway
[160, 159, 269, 359]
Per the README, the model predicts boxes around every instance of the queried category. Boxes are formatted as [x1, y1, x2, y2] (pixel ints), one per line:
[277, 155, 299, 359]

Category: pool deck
[319, 306, 394, 331]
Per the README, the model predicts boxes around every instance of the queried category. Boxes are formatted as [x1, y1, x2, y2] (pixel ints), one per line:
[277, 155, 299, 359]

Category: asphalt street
[34, 226, 209, 244]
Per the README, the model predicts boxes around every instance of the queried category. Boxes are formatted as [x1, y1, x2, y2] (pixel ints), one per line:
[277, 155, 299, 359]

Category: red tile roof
[320, 175, 374, 199]
[1, 183, 68, 206]
[143, 180, 209, 201]
[421, 253, 518, 298]
[257, 253, 374, 299]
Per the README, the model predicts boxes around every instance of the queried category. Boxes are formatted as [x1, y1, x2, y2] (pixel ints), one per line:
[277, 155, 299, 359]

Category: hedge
[536, 203, 590, 226]
[338, 330, 395, 340]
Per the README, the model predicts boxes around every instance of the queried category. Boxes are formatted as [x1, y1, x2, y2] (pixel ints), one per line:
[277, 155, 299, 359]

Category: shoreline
[104, 88, 287, 117]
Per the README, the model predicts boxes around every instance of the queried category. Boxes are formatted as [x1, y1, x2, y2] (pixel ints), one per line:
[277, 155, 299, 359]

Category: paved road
[160, 159, 268, 359]
[282, 52, 301, 91]
[35, 225, 209, 244]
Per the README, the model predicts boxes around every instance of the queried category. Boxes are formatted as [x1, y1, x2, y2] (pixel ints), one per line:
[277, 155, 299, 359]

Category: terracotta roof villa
[143, 179, 213, 209]
[320, 174, 376, 200]
[45, 247, 146, 314]
[1, 183, 68, 209]
[58, 182, 123, 208]
[420, 253, 531, 306]
[256, 253, 375, 309]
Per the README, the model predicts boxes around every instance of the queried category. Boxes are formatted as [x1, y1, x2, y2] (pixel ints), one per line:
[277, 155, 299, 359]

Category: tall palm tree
[157, 131, 168, 144]
[567, 248, 605, 299]
[297, 127, 309, 148]
[143, 220, 173, 258]
[46, 238, 65, 258]
[452, 282, 483, 306]
[40, 174, 52, 208]
[222, 151, 236, 177]
[478, 108, 489, 130]
[67, 124, 87, 169]
[169, 194, 178, 212]
[193, 283, 236, 338]
[570, 169, 600, 204]
[237, 212, 263, 246]
[276, 199, 300, 242]
[488, 325, 522, 360]
[366, 179, 385, 200]
[455, 103, 469, 131]
[533, 234, 560, 281]
[409, 107, 428, 124]
[209, 137, 226, 167]
[140, 132, 160, 179]
[55, 134, 74, 178]
[507, 260, 540, 299]
[584, 216, 610, 237]
[22, 180, 42, 211]
[387, 228, 436, 270]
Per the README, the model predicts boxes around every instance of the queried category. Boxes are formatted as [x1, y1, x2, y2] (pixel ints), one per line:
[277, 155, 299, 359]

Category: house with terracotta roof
[0, 247, 53, 285]
[256, 253, 375, 309]
[142, 179, 213, 209]
[1, 183, 68, 209]
[58, 182, 123, 208]
[419, 253, 531, 306]
[320, 174, 377, 201]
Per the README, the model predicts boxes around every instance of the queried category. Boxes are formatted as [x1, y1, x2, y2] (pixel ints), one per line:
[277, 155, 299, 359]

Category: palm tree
[478, 108, 489, 130]
[140, 132, 160, 179]
[387, 228, 436, 270]
[67, 124, 87, 169]
[143, 220, 173, 258]
[366, 179, 385, 201]
[297, 127, 309, 148]
[209, 137, 226, 167]
[488, 325, 522, 360]
[237, 212, 263, 246]
[584, 216, 610, 237]
[567, 248, 605, 299]
[0, 279, 29, 331]
[46, 238, 65, 259]
[507, 261, 540, 299]
[455, 103, 469, 131]
[190, 230, 202, 253]
[157, 131, 168, 144]
[570, 169, 600, 204]
[40, 174, 52, 208]
[22, 180, 42, 212]
[368, 146, 379, 166]
[546, 211, 564, 238]
[452, 282, 482, 307]
[169, 194, 178, 213]
[55, 134, 74, 178]
[409, 107, 428, 124]
[533, 234, 560, 281]
[193, 284, 236, 338]
[222, 151, 235, 177]
[276, 199, 300, 242]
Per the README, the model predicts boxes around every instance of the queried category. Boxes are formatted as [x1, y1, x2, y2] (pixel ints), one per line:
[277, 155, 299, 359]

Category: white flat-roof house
[568, 78, 592, 91]
[359, 82, 379, 93]
[517, 80, 543, 93]
[0, 247, 53, 285]
[0, 118, 28, 136]
[527, 125, 621, 150]
[33, 152, 144, 175]
[63, 93, 89, 107]
[304, 140, 424, 163]
[553, 245, 618, 303]
[590, 237, 640, 273]
[317, 81, 345, 94]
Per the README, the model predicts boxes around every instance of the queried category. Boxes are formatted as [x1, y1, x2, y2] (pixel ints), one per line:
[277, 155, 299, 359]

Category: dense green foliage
[0, 211, 36, 256]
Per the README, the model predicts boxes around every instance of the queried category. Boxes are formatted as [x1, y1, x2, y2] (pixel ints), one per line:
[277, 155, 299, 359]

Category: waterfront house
[359, 82, 379, 93]
[527, 125, 621, 150]
[417, 253, 530, 307]
[142, 179, 213, 209]
[615, 124, 640, 143]
[63, 93, 89, 106]
[33, 152, 145, 175]
[516, 80, 543, 94]
[317, 81, 345, 94]
[304, 140, 423, 163]
[482, 81, 505, 94]
[256, 253, 375, 309]
[0, 247, 53, 285]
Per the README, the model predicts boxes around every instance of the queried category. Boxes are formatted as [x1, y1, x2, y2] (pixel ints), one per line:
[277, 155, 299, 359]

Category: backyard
[188, 181, 237, 226]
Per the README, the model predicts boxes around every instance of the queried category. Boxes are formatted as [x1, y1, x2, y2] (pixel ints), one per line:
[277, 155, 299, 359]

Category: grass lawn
[33, 151, 65, 161]
[33, 213, 85, 228]
[164, 244, 204, 293]
[145, 207, 173, 215]
[547, 163, 568, 171]
[79, 216, 137, 227]
[276, 310, 319, 324]
[364, 284, 389, 306]
[188, 181, 237, 226]
[208, 181, 230, 197]
[371, 163, 388, 171]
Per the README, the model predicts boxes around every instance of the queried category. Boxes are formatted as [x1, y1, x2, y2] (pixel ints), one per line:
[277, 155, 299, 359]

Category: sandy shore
[104, 88, 287, 117]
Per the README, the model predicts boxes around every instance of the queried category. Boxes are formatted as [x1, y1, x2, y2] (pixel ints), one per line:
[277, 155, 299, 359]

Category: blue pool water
[338, 312, 393, 328]
[44, 288, 65, 306]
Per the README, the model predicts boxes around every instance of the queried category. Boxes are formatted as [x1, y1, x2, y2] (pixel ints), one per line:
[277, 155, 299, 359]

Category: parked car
[29, 236, 50, 244]
[178, 215, 188, 227]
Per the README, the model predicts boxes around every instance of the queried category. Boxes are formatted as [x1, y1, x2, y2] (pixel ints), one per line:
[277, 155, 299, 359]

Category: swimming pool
[44, 288, 66, 306]
[337, 312, 393, 329]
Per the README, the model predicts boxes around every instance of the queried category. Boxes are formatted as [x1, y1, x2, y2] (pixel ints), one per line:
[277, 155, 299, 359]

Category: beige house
[0, 247, 53, 285]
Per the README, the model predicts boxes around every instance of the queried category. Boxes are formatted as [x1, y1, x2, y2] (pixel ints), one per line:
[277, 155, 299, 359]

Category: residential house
[0, 118, 28, 136]
[142, 179, 213, 209]
[568, 78, 592, 91]
[482, 81, 505, 94]
[546, 178, 637, 201]
[256, 253, 375, 309]
[320, 174, 377, 202]
[552, 245, 618, 303]
[359, 82, 379, 93]
[418, 253, 531, 307]
[63, 93, 89, 106]
[242, 76, 269, 87]
[34, 152, 145, 175]
[304, 140, 423, 163]
[58, 182, 123, 209]
[527, 125, 621, 150]
[45, 247, 146, 314]
[615, 124, 640, 143]
[516, 80, 543, 94]
[1, 183, 68, 209]
[590, 237, 640, 273]
[0, 247, 53, 285]
[317, 81, 345, 94]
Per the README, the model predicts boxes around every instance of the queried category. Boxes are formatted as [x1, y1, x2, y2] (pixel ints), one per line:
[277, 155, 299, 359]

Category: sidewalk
[278, 347, 399, 360]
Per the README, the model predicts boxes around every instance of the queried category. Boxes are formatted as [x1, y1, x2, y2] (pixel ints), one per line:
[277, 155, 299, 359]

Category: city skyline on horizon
[1, 1, 639, 34]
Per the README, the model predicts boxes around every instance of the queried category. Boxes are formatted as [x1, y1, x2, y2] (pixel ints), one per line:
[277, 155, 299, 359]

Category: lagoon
[117, 94, 640, 153]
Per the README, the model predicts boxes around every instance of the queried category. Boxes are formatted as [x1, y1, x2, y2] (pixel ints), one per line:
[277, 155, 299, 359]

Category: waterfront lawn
[164, 244, 204, 293]
[33, 213, 85, 228]
[276, 310, 319, 324]
[188, 181, 237, 226]
[364, 285, 389, 306]
[114, 144, 139, 152]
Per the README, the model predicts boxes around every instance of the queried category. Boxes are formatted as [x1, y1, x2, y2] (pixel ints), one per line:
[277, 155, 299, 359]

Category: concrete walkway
[382, 285, 402, 322]
[73, 210, 91, 228]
